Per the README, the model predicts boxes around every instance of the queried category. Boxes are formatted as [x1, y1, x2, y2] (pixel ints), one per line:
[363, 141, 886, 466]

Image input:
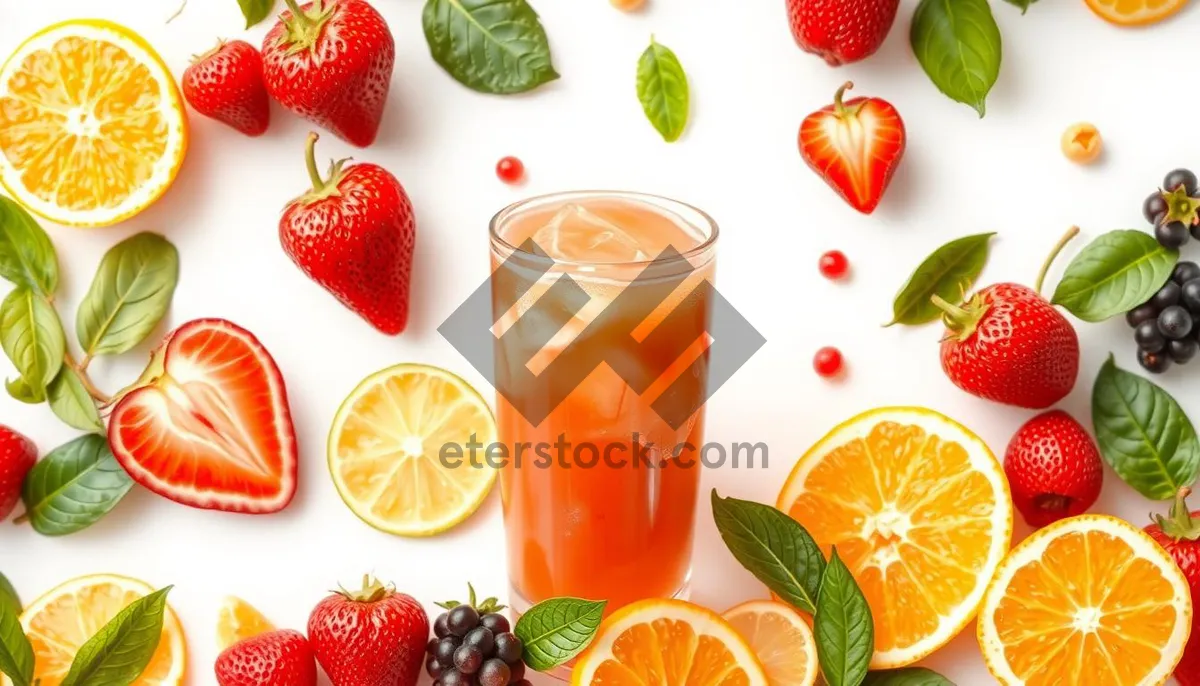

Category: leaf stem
[1034, 226, 1080, 295]
[65, 352, 111, 404]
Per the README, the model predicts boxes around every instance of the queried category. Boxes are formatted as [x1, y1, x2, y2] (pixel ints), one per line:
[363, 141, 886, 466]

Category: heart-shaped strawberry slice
[108, 319, 298, 514]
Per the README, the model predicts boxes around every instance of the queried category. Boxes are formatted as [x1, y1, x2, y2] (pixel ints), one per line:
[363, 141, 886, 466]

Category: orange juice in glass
[489, 191, 717, 617]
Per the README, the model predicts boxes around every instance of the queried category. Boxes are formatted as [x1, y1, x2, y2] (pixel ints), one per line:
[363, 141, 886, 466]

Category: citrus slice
[328, 363, 497, 536]
[777, 406, 1013, 669]
[15, 574, 186, 685]
[0, 20, 187, 227]
[1083, 0, 1189, 25]
[217, 596, 275, 650]
[723, 600, 818, 686]
[571, 598, 770, 686]
[979, 514, 1192, 685]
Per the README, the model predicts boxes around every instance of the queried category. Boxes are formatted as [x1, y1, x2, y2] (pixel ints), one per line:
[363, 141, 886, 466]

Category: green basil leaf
[0, 573, 19, 617]
[1, 287, 65, 394]
[20, 434, 133, 536]
[711, 490, 826, 614]
[864, 667, 956, 686]
[1091, 355, 1200, 500]
[47, 367, 103, 433]
[237, 0, 274, 27]
[815, 549, 874, 686]
[888, 233, 994, 326]
[910, 0, 1002, 117]
[422, 0, 559, 95]
[0, 602, 33, 686]
[60, 586, 172, 686]
[636, 37, 689, 143]
[76, 233, 179, 358]
[0, 196, 57, 296]
[1001, 0, 1036, 12]
[514, 597, 606, 671]
[5, 376, 44, 404]
[1051, 230, 1176, 322]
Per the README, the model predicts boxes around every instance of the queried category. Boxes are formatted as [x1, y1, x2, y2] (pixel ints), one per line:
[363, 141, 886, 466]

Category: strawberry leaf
[888, 233, 994, 326]
[910, 0, 1001, 117]
[422, 0, 559, 95]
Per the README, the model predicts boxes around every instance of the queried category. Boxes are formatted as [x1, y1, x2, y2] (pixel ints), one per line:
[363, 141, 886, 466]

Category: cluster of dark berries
[1143, 168, 1200, 249]
[1127, 261, 1200, 372]
[426, 591, 529, 686]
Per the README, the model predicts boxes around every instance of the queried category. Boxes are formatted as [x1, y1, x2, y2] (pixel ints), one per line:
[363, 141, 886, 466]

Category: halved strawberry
[798, 81, 905, 214]
[108, 319, 298, 514]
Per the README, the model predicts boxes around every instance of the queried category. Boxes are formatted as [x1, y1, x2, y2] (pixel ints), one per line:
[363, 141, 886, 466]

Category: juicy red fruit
[107, 319, 299, 514]
[262, 0, 395, 147]
[216, 629, 317, 686]
[818, 250, 849, 279]
[786, 0, 898, 65]
[813, 347, 843, 378]
[1004, 410, 1102, 528]
[1144, 488, 1200, 684]
[496, 156, 525, 184]
[0, 426, 37, 521]
[182, 40, 271, 137]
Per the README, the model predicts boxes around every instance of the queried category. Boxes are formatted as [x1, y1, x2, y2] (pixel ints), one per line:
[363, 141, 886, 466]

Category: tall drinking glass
[489, 191, 717, 617]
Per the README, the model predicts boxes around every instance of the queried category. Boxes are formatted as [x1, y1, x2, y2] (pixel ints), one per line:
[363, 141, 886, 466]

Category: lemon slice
[0, 20, 187, 227]
[328, 363, 497, 536]
[216, 596, 275, 650]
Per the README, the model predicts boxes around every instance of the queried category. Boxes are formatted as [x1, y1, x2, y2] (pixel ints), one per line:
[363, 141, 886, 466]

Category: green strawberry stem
[1156, 487, 1200, 541]
[1033, 225, 1080, 296]
[305, 132, 325, 191]
[302, 133, 348, 202]
[931, 293, 986, 341]
[831, 81, 862, 119]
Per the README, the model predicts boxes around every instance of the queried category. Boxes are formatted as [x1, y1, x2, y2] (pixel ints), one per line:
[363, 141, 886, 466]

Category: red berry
[1004, 410, 1102, 528]
[496, 157, 525, 184]
[813, 347, 843, 378]
[818, 250, 849, 279]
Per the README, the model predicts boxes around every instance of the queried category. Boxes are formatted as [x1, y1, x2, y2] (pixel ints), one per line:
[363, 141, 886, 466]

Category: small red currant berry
[813, 347, 844, 378]
[496, 156, 525, 184]
[818, 250, 848, 280]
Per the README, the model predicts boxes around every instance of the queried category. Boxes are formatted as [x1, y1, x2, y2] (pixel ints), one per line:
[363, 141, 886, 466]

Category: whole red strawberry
[262, 0, 394, 147]
[182, 40, 270, 136]
[280, 133, 415, 334]
[308, 576, 429, 686]
[1004, 410, 1102, 528]
[786, 0, 898, 65]
[0, 425, 37, 521]
[1145, 488, 1200, 684]
[799, 82, 904, 214]
[215, 629, 317, 686]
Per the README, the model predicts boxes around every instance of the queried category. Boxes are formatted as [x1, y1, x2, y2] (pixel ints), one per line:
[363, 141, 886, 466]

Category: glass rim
[488, 190, 719, 269]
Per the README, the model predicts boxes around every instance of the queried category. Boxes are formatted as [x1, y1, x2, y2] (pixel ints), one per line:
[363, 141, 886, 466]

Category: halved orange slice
[777, 407, 1013, 668]
[13, 573, 186, 685]
[979, 514, 1192, 685]
[216, 596, 275, 650]
[723, 600, 818, 686]
[0, 20, 187, 227]
[1083, 0, 1189, 25]
[571, 598, 769, 685]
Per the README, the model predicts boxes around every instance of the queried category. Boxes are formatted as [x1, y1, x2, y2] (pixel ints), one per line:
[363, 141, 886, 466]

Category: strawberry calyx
[299, 132, 349, 204]
[830, 81, 865, 120]
[190, 39, 227, 65]
[337, 574, 395, 603]
[1159, 185, 1200, 228]
[280, 0, 335, 54]
[932, 293, 990, 342]
[1154, 487, 1200, 542]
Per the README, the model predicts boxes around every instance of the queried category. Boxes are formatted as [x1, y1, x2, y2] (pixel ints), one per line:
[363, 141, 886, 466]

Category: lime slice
[327, 363, 497, 536]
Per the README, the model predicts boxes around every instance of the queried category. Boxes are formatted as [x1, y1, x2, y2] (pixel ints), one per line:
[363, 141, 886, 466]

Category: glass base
[508, 577, 692, 682]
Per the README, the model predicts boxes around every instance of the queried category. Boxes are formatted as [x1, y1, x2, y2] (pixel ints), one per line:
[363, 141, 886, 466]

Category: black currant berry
[436, 637, 461, 668]
[464, 627, 495, 656]
[1135, 320, 1166, 352]
[435, 613, 452, 639]
[1126, 302, 1158, 328]
[478, 659, 512, 686]
[448, 605, 481, 637]
[427, 654, 445, 680]
[1170, 338, 1198, 364]
[1192, 224, 1200, 242]
[480, 613, 510, 634]
[1159, 305, 1194, 339]
[1164, 168, 1199, 196]
[494, 632, 523, 664]
[1152, 281, 1182, 310]
[1173, 262, 1200, 285]
[1139, 348, 1172, 373]
[508, 660, 526, 683]
[441, 669, 470, 686]
[1156, 221, 1189, 249]
[1182, 279, 1200, 314]
[455, 645, 484, 675]
[1145, 192, 1169, 224]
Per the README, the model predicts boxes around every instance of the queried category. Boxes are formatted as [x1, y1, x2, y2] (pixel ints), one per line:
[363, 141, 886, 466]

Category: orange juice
[489, 192, 717, 614]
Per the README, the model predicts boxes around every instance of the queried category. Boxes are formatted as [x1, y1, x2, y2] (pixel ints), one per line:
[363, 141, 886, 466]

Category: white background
[1, 0, 1198, 683]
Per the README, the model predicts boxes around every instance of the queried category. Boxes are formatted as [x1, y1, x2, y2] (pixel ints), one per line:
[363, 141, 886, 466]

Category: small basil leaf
[636, 37, 689, 143]
[422, 0, 559, 95]
[20, 434, 134, 536]
[0, 601, 33, 686]
[1091, 355, 1200, 500]
[60, 586, 172, 686]
[1001, 0, 1036, 12]
[864, 667, 956, 686]
[0, 573, 19, 617]
[236, 0, 274, 27]
[910, 0, 1002, 117]
[76, 232, 179, 358]
[47, 367, 103, 433]
[711, 490, 826, 614]
[0, 287, 65, 394]
[0, 196, 57, 296]
[5, 376, 44, 404]
[888, 233, 994, 326]
[815, 549, 874, 686]
[1051, 230, 1176, 322]
[514, 597, 606, 671]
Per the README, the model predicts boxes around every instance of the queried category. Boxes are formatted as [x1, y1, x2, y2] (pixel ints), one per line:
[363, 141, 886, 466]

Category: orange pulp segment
[1083, 0, 1189, 25]
[216, 596, 275, 650]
